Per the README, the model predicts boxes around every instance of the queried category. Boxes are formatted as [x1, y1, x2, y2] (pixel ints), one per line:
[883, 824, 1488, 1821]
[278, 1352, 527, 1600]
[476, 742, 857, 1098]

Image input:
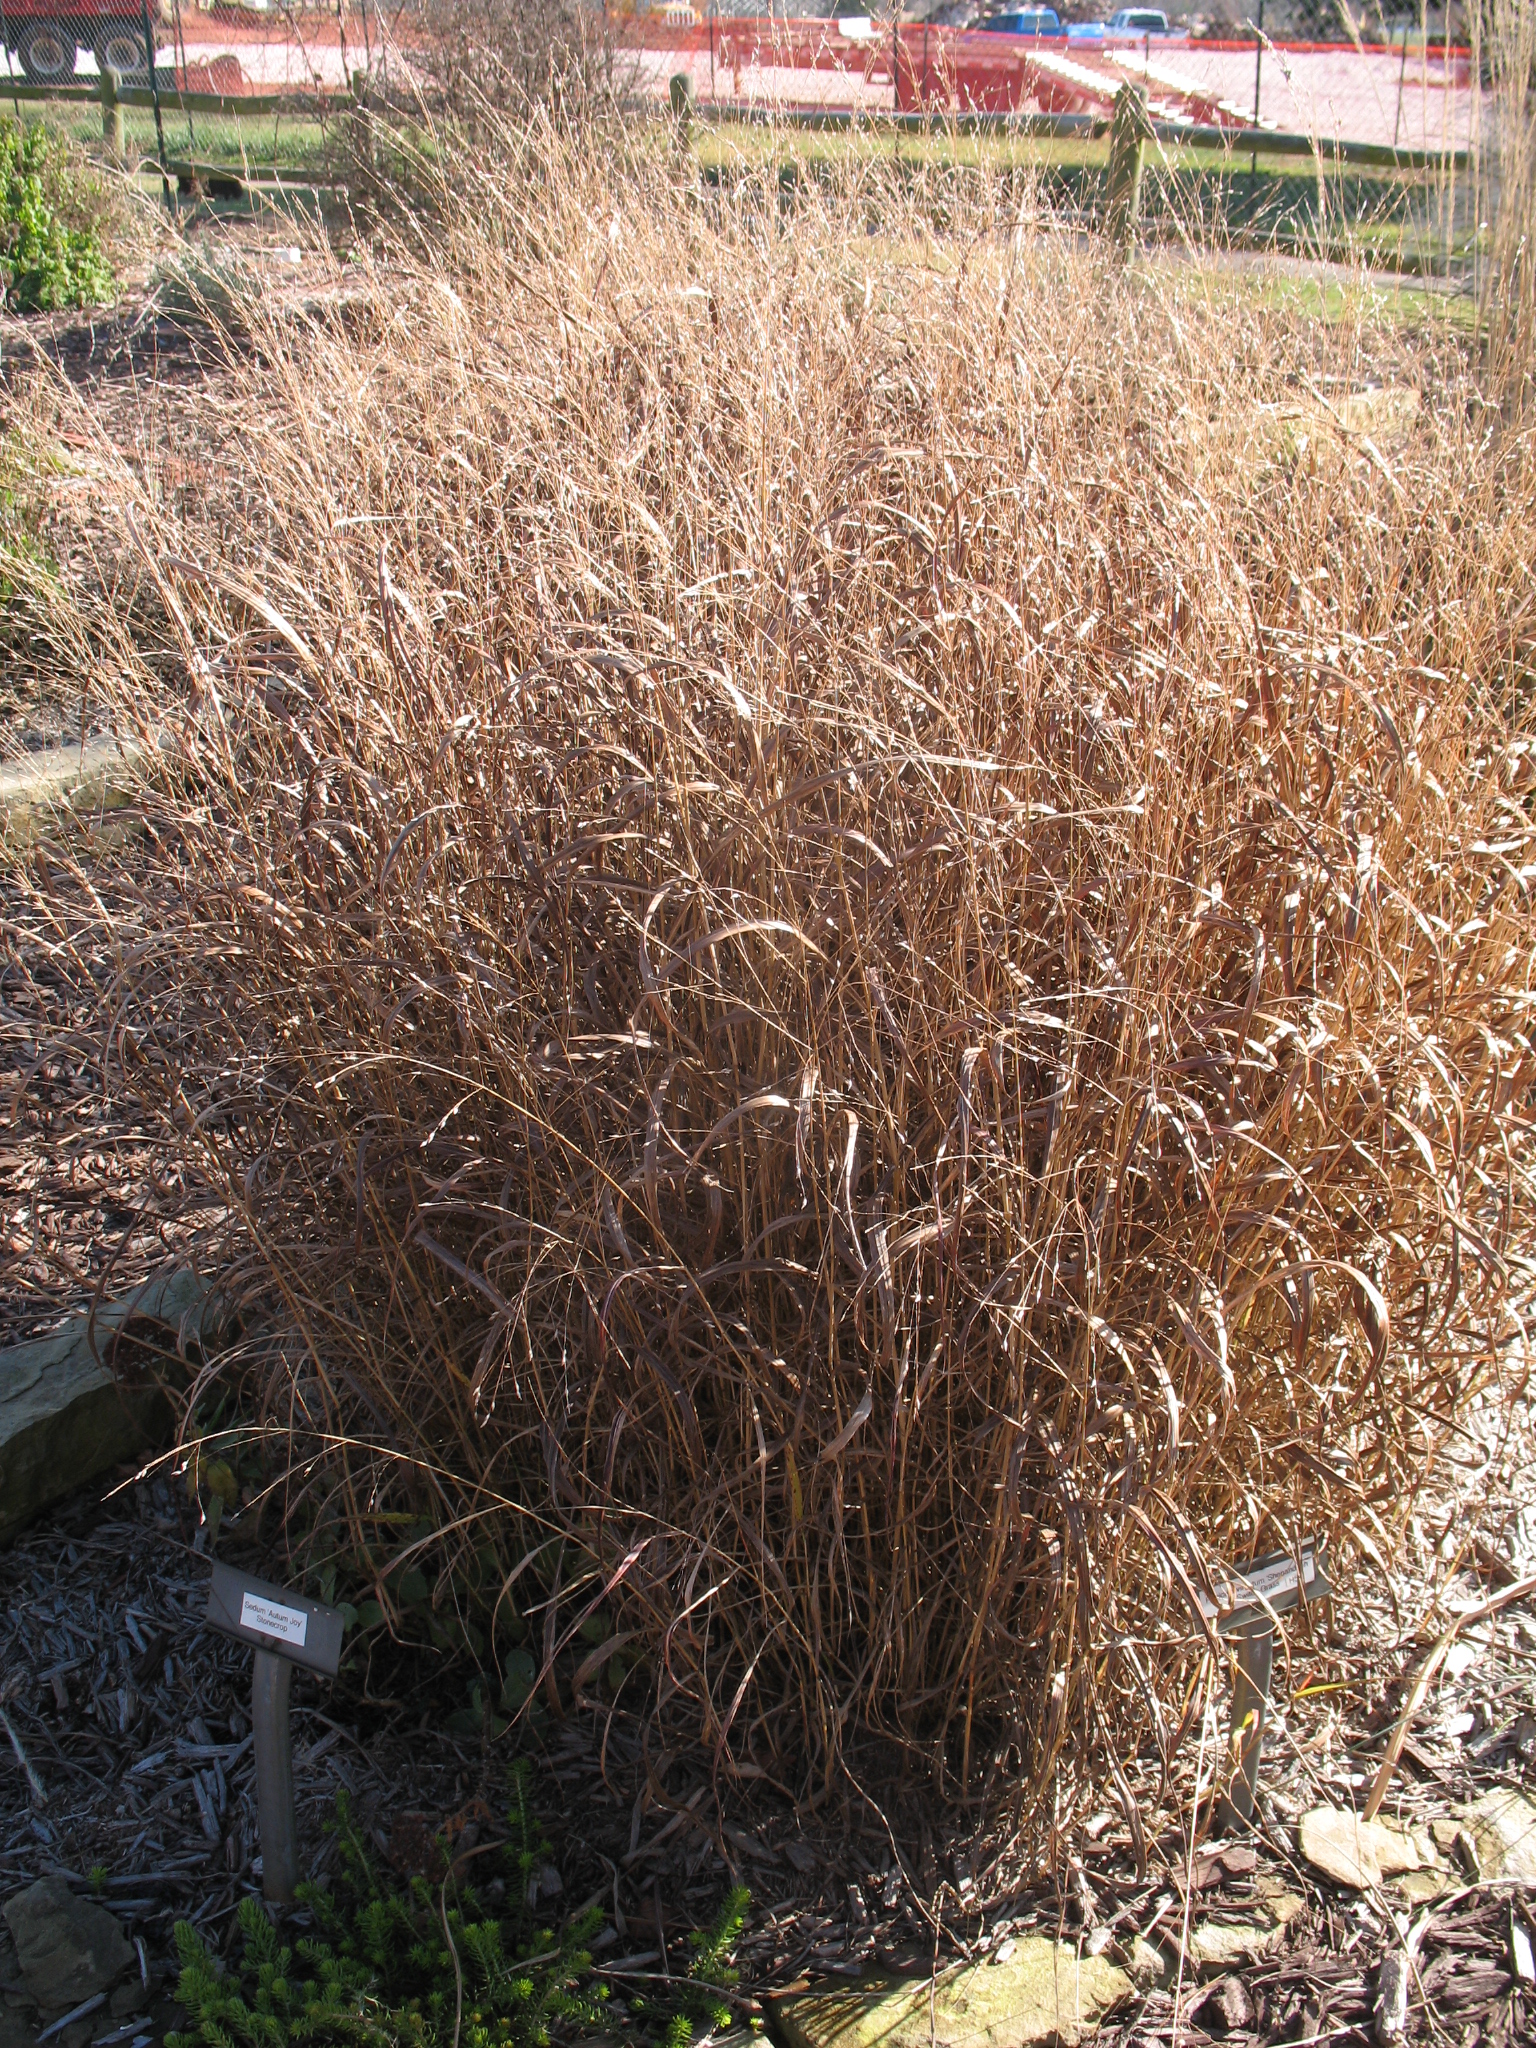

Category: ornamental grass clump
[37, 121, 1536, 1843]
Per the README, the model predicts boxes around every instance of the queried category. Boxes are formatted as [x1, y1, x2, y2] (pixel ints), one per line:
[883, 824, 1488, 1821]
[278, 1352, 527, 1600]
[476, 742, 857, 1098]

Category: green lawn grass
[0, 96, 1478, 279]
[1, 101, 336, 172]
[693, 116, 1475, 274]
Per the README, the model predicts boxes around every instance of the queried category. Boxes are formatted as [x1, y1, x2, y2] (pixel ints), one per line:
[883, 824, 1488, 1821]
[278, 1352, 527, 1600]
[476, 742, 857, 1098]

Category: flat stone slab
[0, 1269, 214, 1546]
[770, 1940, 1133, 2048]
[1299, 1808, 1420, 1889]
[1459, 1788, 1536, 1882]
[1187, 1913, 1284, 1970]
[0, 731, 155, 847]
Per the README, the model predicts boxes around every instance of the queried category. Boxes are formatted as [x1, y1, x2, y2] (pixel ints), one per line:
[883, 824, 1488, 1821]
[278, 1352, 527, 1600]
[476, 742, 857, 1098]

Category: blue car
[977, 9, 1065, 34]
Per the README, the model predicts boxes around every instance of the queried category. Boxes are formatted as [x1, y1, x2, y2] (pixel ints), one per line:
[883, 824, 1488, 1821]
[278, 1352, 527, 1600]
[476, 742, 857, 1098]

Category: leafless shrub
[400, 0, 621, 124]
[29, 126, 1536, 1848]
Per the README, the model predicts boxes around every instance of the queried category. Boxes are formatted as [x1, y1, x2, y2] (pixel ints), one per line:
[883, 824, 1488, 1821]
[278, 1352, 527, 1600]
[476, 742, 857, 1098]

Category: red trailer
[1, 2, 170, 83]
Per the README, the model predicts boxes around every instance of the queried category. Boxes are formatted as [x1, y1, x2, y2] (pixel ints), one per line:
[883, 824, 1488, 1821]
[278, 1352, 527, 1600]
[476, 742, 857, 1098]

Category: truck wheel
[16, 20, 78, 81]
[93, 24, 151, 81]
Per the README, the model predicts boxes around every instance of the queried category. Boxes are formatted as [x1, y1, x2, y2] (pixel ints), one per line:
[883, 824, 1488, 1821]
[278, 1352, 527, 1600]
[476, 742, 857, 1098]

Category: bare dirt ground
[0, 857, 230, 1351]
[0, 210, 344, 758]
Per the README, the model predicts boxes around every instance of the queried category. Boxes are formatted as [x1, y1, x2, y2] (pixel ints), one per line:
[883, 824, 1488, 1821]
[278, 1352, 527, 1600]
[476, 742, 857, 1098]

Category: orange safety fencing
[613, 17, 1479, 149]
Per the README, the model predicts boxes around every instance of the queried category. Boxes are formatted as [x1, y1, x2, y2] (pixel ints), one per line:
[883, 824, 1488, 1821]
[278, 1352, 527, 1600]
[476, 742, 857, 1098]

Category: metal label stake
[1203, 1541, 1330, 1833]
[206, 1561, 345, 1907]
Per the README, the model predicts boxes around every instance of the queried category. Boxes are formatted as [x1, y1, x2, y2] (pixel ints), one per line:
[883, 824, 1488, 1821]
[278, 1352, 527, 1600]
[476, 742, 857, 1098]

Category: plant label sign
[206, 1560, 344, 1678]
[1210, 1540, 1329, 1829]
[240, 1588, 308, 1647]
[203, 1561, 345, 1909]
[1200, 1541, 1329, 1636]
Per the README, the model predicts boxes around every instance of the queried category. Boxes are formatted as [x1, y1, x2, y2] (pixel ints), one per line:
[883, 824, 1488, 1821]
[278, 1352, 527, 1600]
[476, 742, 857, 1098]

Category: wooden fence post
[669, 69, 694, 149]
[349, 66, 372, 173]
[100, 67, 125, 160]
[1105, 79, 1151, 251]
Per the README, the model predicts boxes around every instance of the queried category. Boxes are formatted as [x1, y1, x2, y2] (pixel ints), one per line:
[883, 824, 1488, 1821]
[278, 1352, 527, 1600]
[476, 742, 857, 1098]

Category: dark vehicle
[2, 2, 168, 82]
[976, 8, 1065, 32]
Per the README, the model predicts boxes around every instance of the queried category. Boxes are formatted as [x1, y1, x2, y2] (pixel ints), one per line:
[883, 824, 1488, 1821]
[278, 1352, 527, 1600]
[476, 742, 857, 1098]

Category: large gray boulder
[0, 1269, 215, 1546]
[3, 1878, 132, 2010]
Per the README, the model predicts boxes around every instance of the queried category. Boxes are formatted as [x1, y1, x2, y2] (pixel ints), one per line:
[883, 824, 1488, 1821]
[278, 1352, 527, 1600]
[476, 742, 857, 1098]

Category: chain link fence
[0, 0, 1496, 273]
[0, 1, 393, 194]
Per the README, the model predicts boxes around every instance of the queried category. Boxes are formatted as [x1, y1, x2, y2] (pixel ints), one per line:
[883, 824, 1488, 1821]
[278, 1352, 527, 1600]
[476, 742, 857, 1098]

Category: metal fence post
[1250, 0, 1264, 182]
[171, 0, 194, 158]
[1392, 28, 1407, 152]
[0, 0, 21, 122]
[138, 0, 171, 203]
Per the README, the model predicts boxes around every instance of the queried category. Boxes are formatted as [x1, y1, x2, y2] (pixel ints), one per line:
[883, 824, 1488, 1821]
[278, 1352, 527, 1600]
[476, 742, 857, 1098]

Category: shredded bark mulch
[2, 1432, 1533, 2046]
[0, 865, 226, 1351]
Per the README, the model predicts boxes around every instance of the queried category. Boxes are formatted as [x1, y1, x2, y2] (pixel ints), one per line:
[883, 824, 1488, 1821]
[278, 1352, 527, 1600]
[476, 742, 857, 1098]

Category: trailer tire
[16, 19, 78, 81]
[93, 23, 151, 81]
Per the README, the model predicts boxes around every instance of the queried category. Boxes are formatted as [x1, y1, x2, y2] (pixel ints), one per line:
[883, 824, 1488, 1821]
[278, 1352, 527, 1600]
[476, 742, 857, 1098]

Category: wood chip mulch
[0, 866, 226, 1352]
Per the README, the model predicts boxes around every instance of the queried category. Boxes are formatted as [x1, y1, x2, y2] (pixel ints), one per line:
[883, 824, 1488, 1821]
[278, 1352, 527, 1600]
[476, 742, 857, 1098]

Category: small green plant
[166, 1772, 748, 2048]
[0, 120, 114, 311]
[656, 1887, 751, 2048]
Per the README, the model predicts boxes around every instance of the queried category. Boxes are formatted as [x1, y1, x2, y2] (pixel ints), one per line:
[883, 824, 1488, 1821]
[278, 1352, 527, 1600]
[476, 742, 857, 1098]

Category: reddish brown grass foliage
[35, 131, 1536, 1835]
